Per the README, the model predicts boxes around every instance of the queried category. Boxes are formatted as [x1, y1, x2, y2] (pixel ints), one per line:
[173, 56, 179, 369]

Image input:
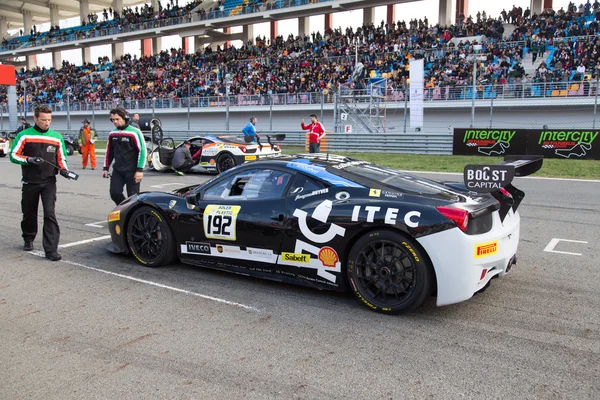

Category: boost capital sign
[463, 164, 515, 192]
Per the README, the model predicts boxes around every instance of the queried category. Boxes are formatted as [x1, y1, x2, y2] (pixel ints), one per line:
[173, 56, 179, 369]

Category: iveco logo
[186, 242, 211, 254]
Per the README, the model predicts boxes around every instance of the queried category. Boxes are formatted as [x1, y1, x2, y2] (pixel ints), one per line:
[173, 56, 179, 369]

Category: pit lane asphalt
[1, 157, 598, 399]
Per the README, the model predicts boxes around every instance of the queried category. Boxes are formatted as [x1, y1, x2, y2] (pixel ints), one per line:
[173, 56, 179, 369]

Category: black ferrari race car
[106, 154, 542, 314]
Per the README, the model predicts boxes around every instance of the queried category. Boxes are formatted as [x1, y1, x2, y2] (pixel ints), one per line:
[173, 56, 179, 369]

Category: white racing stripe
[59, 235, 112, 248]
[28, 251, 261, 312]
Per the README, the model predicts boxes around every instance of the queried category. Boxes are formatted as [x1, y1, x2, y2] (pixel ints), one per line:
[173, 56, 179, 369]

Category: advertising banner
[409, 59, 424, 131]
[530, 129, 599, 159]
[453, 128, 600, 160]
[454, 129, 527, 156]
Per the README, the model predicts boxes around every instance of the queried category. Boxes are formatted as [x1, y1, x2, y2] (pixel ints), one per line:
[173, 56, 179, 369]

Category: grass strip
[282, 146, 600, 180]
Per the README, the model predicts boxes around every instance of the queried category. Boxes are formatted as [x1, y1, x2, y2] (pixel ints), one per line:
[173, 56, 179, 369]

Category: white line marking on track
[28, 251, 261, 312]
[59, 235, 112, 248]
[85, 221, 107, 228]
[543, 238, 588, 256]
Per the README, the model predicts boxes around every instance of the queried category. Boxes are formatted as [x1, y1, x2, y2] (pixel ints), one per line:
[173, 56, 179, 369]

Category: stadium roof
[0, 1, 142, 30]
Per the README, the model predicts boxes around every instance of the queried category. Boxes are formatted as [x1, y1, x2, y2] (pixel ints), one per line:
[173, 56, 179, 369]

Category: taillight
[240, 146, 247, 153]
[436, 206, 470, 232]
[499, 187, 511, 197]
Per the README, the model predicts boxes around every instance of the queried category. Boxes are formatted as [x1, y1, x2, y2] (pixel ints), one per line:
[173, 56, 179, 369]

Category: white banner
[409, 58, 424, 131]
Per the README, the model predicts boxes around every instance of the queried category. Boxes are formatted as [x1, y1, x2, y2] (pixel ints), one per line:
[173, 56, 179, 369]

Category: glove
[59, 169, 79, 181]
[27, 157, 43, 165]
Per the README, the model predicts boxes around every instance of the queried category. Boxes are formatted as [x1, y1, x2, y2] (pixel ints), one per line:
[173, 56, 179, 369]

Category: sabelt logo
[281, 252, 310, 263]
[474, 241, 498, 258]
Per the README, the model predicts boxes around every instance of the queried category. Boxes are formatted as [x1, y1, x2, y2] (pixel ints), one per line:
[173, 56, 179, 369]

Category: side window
[203, 176, 235, 200]
[202, 169, 292, 200]
[288, 174, 326, 196]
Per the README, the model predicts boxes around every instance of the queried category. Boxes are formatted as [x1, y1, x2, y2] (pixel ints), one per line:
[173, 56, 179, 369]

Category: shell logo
[210, 159, 215, 165]
[318, 246, 339, 268]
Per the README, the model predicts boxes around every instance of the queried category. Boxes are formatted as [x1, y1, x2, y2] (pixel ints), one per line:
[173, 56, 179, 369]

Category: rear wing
[464, 155, 543, 221]
[500, 155, 544, 177]
[463, 155, 543, 193]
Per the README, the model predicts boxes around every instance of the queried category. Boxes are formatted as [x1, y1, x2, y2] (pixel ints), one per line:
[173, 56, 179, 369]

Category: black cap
[82, 118, 90, 123]
[183, 140, 191, 145]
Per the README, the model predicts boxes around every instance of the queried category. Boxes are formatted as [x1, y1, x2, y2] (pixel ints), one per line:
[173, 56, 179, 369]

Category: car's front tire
[65, 144, 74, 156]
[126, 206, 176, 267]
[216, 153, 235, 173]
[347, 230, 433, 314]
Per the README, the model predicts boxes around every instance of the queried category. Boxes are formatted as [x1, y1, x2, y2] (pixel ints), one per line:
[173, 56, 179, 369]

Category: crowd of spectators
[2, 2, 600, 109]
[0, 1, 320, 51]
[1, 0, 203, 51]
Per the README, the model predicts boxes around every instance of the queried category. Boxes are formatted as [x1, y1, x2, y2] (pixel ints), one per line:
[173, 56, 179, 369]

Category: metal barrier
[63, 130, 453, 155]
[5, 81, 599, 116]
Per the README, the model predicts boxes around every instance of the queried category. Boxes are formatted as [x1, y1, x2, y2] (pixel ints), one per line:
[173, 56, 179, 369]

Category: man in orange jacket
[79, 118, 98, 169]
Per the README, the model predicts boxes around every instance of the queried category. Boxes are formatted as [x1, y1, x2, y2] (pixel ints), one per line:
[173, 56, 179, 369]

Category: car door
[178, 167, 293, 276]
[275, 173, 347, 288]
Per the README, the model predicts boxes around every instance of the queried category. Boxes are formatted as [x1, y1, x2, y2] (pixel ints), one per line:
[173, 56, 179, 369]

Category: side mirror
[185, 192, 201, 208]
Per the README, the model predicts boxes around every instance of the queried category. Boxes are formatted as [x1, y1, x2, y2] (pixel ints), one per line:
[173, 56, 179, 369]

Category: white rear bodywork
[417, 208, 520, 306]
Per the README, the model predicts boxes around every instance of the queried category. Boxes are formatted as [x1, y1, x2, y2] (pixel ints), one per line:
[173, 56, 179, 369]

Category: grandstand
[2, 0, 599, 135]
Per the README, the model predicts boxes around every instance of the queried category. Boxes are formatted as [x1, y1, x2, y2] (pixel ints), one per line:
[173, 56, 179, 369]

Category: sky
[23, 0, 578, 68]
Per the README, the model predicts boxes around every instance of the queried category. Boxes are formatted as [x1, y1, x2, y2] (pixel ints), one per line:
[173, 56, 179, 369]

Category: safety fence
[5, 80, 600, 116]
[50, 130, 453, 155]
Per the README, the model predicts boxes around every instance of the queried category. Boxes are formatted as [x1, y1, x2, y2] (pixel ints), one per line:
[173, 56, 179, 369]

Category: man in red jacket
[301, 114, 326, 153]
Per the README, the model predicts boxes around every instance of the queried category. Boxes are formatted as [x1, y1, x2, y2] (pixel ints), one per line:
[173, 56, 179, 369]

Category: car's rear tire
[216, 153, 235, 173]
[126, 206, 176, 267]
[347, 230, 433, 314]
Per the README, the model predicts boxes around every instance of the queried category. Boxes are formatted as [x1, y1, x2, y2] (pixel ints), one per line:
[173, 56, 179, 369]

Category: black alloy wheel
[347, 230, 433, 314]
[217, 153, 235, 173]
[127, 206, 176, 267]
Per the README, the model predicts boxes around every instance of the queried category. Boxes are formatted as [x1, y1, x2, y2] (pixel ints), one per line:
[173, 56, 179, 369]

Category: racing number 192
[204, 205, 240, 241]
[206, 214, 232, 236]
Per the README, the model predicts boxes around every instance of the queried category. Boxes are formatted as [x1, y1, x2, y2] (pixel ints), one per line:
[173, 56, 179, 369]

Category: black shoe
[23, 241, 34, 251]
[45, 252, 62, 262]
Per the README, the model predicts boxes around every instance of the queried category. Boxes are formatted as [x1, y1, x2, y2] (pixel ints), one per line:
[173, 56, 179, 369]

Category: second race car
[147, 135, 281, 174]
[0, 132, 10, 157]
[107, 153, 543, 314]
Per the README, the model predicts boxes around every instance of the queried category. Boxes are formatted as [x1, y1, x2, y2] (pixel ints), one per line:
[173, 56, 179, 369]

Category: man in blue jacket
[242, 117, 259, 143]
